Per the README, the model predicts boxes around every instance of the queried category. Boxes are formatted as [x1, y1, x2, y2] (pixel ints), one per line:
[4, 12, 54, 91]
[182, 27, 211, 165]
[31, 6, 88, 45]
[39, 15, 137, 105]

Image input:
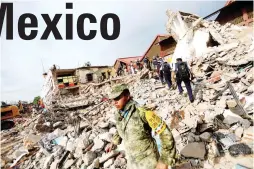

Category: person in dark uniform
[174, 58, 194, 102]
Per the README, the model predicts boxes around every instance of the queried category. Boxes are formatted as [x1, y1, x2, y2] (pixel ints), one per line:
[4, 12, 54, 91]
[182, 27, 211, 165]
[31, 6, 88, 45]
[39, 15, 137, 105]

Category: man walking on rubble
[162, 60, 172, 89]
[136, 59, 141, 70]
[174, 58, 194, 102]
[106, 84, 176, 169]
[152, 56, 158, 72]
[159, 65, 164, 84]
[143, 56, 150, 70]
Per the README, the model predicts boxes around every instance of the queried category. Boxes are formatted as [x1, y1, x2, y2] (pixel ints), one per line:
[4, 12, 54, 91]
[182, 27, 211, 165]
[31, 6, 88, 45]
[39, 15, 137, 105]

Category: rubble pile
[130, 78, 253, 168]
[1, 84, 128, 169]
[1, 75, 253, 169]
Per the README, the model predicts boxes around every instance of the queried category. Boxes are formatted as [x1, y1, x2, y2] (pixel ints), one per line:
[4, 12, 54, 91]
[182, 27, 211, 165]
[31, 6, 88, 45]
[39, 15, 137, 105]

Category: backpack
[153, 59, 158, 66]
[162, 63, 171, 74]
[143, 58, 148, 63]
[177, 62, 190, 80]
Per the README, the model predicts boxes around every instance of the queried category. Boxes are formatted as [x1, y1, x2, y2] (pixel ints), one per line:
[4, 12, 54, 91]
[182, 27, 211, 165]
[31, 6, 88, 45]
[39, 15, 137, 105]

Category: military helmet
[108, 84, 129, 99]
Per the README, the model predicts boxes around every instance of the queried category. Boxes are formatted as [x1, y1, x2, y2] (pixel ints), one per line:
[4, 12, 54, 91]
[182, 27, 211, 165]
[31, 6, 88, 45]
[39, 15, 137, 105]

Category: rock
[226, 100, 245, 116]
[87, 158, 99, 169]
[50, 160, 60, 169]
[76, 158, 83, 168]
[91, 138, 105, 151]
[64, 159, 75, 169]
[216, 42, 239, 52]
[99, 151, 119, 163]
[43, 155, 54, 169]
[98, 121, 109, 129]
[82, 151, 97, 166]
[200, 132, 212, 142]
[235, 127, 244, 138]
[23, 134, 41, 150]
[75, 134, 90, 149]
[223, 110, 244, 125]
[80, 121, 90, 129]
[228, 143, 252, 157]
[171, 129, 181, 143]
[180, 142, 206, 159]
[80, 163, 87, 169]
[98, 132, 113, 143]
[103, 158, 114, 168]
[209, 71, 221, 83]
[74, 148, 83, 159]
[151, 92, 157, 99]
[109, 127, 117, 135]
[66, 139, 75, 152]
[53, 121, 63, 128]
[1, 159, 6, 168]
[187, 133, 200, 142]
[113, 157, 127, 167]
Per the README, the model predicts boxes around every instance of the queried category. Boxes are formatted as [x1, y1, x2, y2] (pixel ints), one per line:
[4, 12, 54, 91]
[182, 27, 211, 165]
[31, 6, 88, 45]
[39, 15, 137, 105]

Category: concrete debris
[103, 158, 114, 168]
[82, 151, 97, 166]
[91, 137, 105, 152]
[1, 9, 254, 169]
[228, 143, 252, 157]
[200, 132, 212, 142]
[99, 151, 119, 163]
[63, 159, 75, 169]
[234, 127, 244, 138]
[180, 142, 206, 159]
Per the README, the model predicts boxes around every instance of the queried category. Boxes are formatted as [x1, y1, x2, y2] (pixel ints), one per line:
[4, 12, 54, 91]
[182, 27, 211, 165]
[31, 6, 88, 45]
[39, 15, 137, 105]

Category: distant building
[207, 0, 253, 26]
[140, 34, 177, 62]
[76, 66, 113, 83]
[41, 65, 113, 107]
[113, 56, 142, 74]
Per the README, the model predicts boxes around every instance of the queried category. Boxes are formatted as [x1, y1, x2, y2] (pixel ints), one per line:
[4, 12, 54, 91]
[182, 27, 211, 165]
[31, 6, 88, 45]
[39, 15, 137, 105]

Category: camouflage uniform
[109, 84, 176, 169]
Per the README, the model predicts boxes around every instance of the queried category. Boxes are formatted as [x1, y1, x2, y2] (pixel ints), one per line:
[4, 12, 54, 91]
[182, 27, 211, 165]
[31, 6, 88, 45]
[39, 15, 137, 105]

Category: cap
[109, 84, 129, 99]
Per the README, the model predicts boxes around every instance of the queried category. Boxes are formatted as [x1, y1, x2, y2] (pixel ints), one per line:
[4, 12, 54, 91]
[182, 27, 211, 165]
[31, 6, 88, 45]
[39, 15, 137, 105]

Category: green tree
[33, 96, 41, 105]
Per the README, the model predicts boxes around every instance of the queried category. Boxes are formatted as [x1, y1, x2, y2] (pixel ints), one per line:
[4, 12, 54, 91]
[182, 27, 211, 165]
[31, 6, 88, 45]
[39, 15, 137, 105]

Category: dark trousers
[177, 78, 194, 101]
[164, 73, 172, 89]
[159, 70, 164, 83]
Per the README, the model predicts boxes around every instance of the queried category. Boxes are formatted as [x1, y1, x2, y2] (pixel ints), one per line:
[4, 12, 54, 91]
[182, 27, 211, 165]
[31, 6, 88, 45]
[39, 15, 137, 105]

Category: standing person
[162, 61, 172, 89]
[136, 59, 141, 70]
[152, 56, 158, 71]
[174, 58, 194, 102]
[106, 84, 176, 169]
[130, 61, 135, 74]
[156, 57, 163, 76]
[159, 65, 164, 84]
[143, 56, 149, 69]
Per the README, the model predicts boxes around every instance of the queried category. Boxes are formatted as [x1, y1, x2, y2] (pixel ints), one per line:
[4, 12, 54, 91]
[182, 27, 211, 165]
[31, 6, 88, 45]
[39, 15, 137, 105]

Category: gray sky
[1, 1, 226, 102]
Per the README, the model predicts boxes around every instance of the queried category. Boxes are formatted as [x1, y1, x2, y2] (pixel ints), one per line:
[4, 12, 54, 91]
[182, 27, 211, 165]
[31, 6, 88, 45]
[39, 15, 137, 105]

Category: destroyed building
[214, 0, 253, 26]
[41, 66, 114, 108]
[141, 34, 177, 62]
[76, 66, 114, 83]
[40, 68, 80, 107]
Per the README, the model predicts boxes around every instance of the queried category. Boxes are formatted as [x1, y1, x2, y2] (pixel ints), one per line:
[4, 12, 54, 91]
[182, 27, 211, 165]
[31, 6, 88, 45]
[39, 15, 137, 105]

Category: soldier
[106, 84, 176, 169]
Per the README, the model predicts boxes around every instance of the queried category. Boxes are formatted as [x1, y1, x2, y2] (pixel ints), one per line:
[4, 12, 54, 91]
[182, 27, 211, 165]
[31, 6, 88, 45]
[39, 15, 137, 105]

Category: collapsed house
[166, 9, 253, 66]
[40, 66, 114, 108]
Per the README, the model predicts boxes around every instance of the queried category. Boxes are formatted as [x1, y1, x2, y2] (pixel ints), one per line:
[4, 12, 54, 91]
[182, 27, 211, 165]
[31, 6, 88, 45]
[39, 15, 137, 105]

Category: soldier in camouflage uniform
[106, 84, 176, 169]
